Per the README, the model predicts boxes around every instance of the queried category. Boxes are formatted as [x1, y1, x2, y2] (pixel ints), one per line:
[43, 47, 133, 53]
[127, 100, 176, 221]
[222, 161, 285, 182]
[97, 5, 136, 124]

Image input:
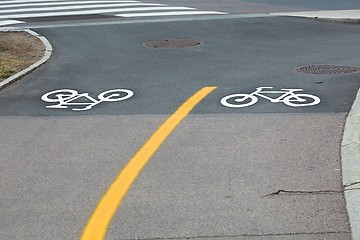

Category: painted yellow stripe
[80, 86, 217, 240]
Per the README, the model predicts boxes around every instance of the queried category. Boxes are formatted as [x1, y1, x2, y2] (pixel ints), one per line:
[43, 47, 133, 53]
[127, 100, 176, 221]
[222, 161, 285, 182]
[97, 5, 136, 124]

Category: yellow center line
[80, 86, 217, 240]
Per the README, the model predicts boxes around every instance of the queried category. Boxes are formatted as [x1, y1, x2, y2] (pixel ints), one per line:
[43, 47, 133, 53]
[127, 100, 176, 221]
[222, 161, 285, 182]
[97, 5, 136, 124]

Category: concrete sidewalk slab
[270, 9, 360, 22]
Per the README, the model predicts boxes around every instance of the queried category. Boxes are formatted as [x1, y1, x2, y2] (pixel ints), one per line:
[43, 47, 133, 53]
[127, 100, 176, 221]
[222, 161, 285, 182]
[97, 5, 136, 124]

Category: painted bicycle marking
[221, 87, 320, 108]
[41, 89, 134, 111]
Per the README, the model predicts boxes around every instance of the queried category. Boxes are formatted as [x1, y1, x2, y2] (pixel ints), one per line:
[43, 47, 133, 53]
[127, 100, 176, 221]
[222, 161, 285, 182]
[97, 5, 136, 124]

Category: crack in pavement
[345, 187, 360, 191]
[263, 189, 342, 197]
[263, 187, 360, 197]
[344, 181, 360, 188]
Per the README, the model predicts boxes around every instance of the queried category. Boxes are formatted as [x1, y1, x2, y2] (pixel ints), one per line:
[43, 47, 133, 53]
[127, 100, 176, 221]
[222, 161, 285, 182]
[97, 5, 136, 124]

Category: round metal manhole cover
[296, 64, 360, 74]
[143, 39, 204, 48]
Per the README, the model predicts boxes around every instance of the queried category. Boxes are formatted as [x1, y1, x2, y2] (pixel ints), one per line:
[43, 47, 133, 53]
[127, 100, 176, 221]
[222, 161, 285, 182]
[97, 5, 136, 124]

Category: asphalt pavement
[1, 15, 360, 240]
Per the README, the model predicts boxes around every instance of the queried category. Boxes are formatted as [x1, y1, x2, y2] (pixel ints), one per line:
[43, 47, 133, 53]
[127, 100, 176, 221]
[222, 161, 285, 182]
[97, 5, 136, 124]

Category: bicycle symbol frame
[220, 87, 320, 108]
[41, 89, 134, 111]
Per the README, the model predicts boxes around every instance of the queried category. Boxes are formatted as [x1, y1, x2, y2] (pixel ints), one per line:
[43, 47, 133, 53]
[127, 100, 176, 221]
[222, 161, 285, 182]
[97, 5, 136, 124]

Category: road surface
[1, 1, 360, 240]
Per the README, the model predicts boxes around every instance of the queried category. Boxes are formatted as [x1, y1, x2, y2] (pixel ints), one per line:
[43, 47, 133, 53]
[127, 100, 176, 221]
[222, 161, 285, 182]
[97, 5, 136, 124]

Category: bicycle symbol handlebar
[41, 89, 134, 111]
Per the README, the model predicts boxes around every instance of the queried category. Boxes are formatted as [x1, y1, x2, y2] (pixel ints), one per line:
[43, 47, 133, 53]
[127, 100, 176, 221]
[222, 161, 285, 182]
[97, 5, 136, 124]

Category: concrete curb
[0, 28, 52, 90]
[270, 9, 360, 23]
[342, 88, 360, 240]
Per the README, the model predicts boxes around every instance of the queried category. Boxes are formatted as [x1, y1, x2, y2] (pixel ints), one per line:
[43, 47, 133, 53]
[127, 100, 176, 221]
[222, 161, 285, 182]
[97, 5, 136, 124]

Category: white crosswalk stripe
[0, 7, 199, 19]
[0, 1, 139, 9]
[118, 11, 227, 18]
[0, 3, 166, 13]
[0, 0, 228, 26]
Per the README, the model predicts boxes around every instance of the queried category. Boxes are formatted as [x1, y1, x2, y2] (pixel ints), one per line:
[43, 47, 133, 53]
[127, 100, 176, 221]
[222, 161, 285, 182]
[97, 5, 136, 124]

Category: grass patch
[0, 55, 24, 79]
[0, 32, 45, 81]
[0, 69, 15, 79]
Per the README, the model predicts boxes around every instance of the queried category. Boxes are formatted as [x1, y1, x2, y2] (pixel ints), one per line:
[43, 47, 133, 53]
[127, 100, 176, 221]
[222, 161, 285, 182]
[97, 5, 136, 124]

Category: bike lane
[1, 17, 360, 239]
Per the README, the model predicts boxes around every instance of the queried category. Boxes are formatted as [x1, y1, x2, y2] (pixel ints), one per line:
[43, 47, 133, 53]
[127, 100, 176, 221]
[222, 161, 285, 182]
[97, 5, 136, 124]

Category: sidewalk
[272, 9, 360, 240]
[270, 9, 360, 239]
[270, 9, 360, 22]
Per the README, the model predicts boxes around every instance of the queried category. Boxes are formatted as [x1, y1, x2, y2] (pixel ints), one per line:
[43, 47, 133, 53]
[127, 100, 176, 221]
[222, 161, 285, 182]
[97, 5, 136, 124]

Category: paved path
[1, 15, 360, 240]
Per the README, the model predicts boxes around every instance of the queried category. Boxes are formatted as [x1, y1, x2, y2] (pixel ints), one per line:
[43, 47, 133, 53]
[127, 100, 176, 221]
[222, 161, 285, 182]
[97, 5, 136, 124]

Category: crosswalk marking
[118, 11, 228, 18]
[0, 3, 165, 13]
[0, 0, 139, 9]
[0, 0, 137, 3]
[0, 6, 197, 19]
[0, 0, 97, 4]
[0, 0, 228, 26]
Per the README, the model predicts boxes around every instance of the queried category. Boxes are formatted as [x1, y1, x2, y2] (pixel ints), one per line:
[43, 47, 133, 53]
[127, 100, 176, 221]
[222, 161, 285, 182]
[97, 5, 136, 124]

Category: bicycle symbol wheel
[41, 89, 78, 102]
[220, 93, 258, 108]
[97, 89, 134, 102]
[283, 94, 320, 107]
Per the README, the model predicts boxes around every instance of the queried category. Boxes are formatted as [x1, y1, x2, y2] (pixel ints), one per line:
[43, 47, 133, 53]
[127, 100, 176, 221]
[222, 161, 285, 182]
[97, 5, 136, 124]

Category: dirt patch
[0, 31, 45, 80]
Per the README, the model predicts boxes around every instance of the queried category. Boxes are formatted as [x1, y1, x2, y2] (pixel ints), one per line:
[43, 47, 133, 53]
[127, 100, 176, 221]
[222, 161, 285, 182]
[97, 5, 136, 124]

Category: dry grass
[0, 31, 45, 80]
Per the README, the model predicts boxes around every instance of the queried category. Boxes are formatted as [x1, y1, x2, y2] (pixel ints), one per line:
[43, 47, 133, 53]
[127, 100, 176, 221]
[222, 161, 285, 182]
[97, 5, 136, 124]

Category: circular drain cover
[296, 64, 360, 74]
[144, 39, 204, 48]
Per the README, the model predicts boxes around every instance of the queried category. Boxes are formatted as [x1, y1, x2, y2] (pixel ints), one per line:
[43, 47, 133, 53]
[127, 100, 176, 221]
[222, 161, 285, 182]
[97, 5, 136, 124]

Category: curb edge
[0, 28, 53, 90]
[342, 88, 360, 240]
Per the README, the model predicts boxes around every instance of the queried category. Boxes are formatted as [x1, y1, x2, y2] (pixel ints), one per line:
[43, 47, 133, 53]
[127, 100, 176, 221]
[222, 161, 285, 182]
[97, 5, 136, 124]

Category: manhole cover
[296, 64, 360, 74]
[143, 39, 204, 48]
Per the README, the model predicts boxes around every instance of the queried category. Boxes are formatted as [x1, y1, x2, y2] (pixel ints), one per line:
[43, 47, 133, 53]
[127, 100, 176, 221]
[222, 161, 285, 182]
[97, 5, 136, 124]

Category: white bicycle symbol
[41, 89, 134, 111]
[221, 87, 320, 108]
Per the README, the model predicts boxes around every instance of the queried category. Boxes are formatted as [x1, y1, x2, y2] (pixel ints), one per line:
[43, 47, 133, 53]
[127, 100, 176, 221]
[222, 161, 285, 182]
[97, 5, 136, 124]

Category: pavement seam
[0, 28, 52, 90]
[342, 88, 360, 240]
